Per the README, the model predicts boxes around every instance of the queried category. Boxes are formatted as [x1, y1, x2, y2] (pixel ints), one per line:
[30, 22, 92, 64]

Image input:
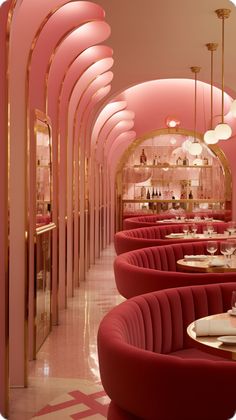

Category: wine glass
[225, 239, 236, 259]
[220, 242, 230, 265]
[206, 241, 218, 261]
[191, 223, 198, 236]
[206, 224, 214, 237]
[182, 224, 189, 236]
[227, 222, 236, 236]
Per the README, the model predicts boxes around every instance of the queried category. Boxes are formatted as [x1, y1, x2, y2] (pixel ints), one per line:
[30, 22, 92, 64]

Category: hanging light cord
[206, 43, 218, 129]
[190, 66, 201, 142]
[221, 15, 225, 124]
[215, 8, 231, 124]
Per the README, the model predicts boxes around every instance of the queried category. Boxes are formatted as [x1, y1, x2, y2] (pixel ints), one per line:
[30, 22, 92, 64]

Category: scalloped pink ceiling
[57, 45, 113, 121]
[82, 85, 112, 155]
[95, 109, 135, 154]
[108, 130, 137, 166]
[74, 71, 113, 141]
[57, 45, 113, 152]
[67, 57, 114, 140]
[91, 101, 127, 148]
[73, 70, 114, 137]
[29, 2, 106, 111]
[103, 119, 135, 157]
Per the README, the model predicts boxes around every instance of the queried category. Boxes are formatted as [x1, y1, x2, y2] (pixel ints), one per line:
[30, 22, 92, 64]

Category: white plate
[184, 255, 209, 261]
[227, 309, 236, 317]
[217, 336, 236, 345]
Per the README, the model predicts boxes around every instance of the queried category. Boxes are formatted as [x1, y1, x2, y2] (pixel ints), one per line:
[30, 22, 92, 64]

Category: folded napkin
[169, 233, 184, 238]
[195, 316, 236, 336]
[184, 255, 208, 261]
[208, 258, 225, 267]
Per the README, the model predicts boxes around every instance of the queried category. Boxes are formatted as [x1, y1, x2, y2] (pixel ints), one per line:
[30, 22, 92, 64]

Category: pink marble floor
[9, 244, 124, 420]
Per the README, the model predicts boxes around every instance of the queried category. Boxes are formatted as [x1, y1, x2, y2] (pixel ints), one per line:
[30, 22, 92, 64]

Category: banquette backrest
[123, 211, 229, 230]
[98, 282, 236, 420]
[114, 222, 229, 254]
[114, 241, 236, 298]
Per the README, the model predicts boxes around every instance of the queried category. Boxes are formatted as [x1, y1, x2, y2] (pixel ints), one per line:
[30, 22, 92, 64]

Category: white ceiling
[96, 0, 236, 98]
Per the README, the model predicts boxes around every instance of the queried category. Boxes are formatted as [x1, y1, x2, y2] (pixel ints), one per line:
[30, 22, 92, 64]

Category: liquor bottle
[183, 156, 189, 166]
[140, 186, 146, 199]
[203, 156, 209, 165]
[158, 190, 162, 198]
[140, 148, 147, 165]
[153, 155, 157, 166]
[146, 189, 150, 199]
[152, 188, 155, 198]
[176, 156, 182, 166]
[188, 190, 193, 199]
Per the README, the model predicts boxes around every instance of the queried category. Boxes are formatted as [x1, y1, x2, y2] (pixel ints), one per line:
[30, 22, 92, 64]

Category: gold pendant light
[214, 8, 232, 140]
[204, 42, 219, 144]
[189, 66, 203, 156]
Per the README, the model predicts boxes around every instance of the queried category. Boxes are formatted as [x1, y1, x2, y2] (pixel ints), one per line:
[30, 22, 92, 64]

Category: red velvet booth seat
[115, 222, 229, 255]
[114, 241, 236, 298]
[98, 282, 236, 420]
[123, 211, 229, 230]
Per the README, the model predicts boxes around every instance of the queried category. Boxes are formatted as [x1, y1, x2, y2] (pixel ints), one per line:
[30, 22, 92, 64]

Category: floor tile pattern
[9, 245, 122, 420]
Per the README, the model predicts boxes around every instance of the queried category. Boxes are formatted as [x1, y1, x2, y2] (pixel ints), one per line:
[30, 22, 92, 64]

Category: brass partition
[115, 128, 232, 231]
[34, 223, 56, 354]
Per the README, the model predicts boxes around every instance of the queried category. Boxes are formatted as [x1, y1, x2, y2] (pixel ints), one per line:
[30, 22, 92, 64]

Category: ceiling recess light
[166, 116, 180, 128]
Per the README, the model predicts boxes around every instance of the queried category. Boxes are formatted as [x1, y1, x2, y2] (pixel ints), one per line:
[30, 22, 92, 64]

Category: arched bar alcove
[115, 128, 232, 230]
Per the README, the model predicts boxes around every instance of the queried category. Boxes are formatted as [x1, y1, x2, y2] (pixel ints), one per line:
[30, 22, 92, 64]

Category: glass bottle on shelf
[152, 188, 155, 198]
[183, 156, 189, 166]
[153, 155, 157, 166]
[176, 156, 182, 166]
[140, 148, 147, 165]
[203, 156, 209, 165]
[140, 186, 146, 199]
[146, 189, 150, 199]
[188, 190, 193, 199]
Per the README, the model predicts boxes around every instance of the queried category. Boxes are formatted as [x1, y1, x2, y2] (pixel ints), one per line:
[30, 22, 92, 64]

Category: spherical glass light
[188, 141, 203, 156]
[182, 139, 192, 152]
[203, 129, 219, 144]
[214, 123, 232, 140]
[230, 99, 236, 117]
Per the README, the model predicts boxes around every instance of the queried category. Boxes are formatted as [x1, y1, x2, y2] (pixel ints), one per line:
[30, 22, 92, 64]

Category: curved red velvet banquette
[114, 241, 236, 298]
[98, 282, 236, 420]
[123, 211, 230, 230]
[114, 221, 229, 255]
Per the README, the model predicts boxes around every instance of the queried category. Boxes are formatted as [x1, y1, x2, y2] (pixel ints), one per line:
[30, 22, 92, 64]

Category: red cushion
[98, 283, 236, 420]
[114, 241, 236, 298]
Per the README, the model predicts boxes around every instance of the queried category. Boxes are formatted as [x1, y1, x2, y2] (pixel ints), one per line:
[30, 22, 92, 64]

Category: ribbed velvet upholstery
[98, 283, 236, 420]
[115, 222, 228, 254]
[123, 211, 229, 230]
[114, 241, 236, 298]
